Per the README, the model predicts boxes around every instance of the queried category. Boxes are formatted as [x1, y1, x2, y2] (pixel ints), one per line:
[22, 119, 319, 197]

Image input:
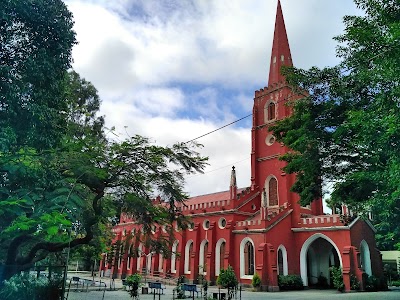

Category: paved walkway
[65, 273, 400, 300]
[66, 286, 400, 300]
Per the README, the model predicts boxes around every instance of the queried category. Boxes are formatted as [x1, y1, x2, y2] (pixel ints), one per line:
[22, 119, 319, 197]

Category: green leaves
[0, 1, 207, 280]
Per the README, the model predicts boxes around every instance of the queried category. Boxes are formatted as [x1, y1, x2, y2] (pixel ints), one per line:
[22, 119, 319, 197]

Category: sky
[64, 0, 362, 206]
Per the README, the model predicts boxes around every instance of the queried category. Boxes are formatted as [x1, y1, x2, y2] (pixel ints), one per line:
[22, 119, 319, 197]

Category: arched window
[240, 238, 255, 278]
[215, 239, 226, 276]
[360, 240, 372, 276]
[127, 244, 133, 270]
[146, 253, 152, 273]
[277, 245, 288, 275]
[265, 101, 277, 122]
[158, 253, 164, 272]
[220, 242, 226, 270]
[184, 240, 194, 274]
[264, 176, 279, 207]
[118, 245, 123, 269]
[269, 177, 278, 206]
[199, 240, 208, 275]
[171, 240, 179, 274]
[245, 242, 254, 275]
[278, 249, 283, 275]
[136, 243, 143, 271]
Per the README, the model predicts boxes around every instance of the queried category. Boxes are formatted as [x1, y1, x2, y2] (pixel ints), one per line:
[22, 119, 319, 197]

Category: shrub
[278, 275, 304, 291]
[365, 275, 380, 292]
[126, 273, 142, 298]
[391, 280, 400, 287]
[350, 274, 360, 290]
[0, 273, 62, 300]
[330, 267, 344, 292]
[217, 265, 238, 288]
[252, 273, 261, 288]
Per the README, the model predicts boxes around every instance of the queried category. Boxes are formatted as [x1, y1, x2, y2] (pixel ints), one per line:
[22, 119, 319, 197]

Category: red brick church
[101, 0, 383, 291]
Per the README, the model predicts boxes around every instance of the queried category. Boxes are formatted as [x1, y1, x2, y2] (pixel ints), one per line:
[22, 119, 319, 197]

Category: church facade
[101, 1, 383, 292]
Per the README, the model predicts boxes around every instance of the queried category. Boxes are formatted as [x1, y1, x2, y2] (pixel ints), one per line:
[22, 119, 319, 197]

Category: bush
[278, 275, 304, 291]
[391, 280, 400, 287]
[330, 267, 344, 292]
[365, 275, 380, 292]
[126, 273, 142, 298]
[0, 273, 62, 300]
[217, 265, 238, 288]
[252, 273, 261, 288]
[350, 274, 360, 290]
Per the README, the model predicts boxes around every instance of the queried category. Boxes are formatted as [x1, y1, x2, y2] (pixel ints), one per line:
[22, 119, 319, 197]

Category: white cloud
[65, 0, 361, 205]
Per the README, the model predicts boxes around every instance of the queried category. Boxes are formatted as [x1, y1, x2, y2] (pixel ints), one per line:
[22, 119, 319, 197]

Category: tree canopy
[0, 0, 207, 281]
[271, 0, 400, 249]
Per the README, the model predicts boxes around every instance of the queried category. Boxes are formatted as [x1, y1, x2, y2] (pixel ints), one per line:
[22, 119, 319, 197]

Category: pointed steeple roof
[268, 0, 293, 86]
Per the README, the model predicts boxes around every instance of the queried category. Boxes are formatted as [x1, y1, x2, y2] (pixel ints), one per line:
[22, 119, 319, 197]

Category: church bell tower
[250, 0, 323, 222]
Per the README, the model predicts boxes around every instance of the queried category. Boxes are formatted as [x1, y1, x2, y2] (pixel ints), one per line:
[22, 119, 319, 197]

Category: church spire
[268, 0, 293, 86]
[230, 166, 237, 200]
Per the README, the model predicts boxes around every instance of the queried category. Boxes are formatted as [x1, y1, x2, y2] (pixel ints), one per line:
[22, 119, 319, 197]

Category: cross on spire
[268, 0, 293, 86]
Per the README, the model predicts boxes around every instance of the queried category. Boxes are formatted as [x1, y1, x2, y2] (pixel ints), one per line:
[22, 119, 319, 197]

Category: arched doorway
[300, 234, 342, 288]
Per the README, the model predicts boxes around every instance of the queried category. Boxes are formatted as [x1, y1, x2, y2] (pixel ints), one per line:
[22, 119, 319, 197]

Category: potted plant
[252, 273, 261, 291]
[216, 265, 238, 299]
[126, 273, 142, 298]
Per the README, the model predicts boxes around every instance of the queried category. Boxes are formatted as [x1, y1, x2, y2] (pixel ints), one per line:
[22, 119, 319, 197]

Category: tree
[0, 1, 208, 281]
[270, 0, 400, 249]
[0, 0, 76, 151]
[1, 70, 207, 280]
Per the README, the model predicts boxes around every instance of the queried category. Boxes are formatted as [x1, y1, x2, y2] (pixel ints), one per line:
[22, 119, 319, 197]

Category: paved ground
[65, 273, 400, 300]
[66, 285, 400, 300]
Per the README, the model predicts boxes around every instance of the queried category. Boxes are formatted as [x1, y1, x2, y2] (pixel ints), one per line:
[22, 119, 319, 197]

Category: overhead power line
[185, 114, 252, 144]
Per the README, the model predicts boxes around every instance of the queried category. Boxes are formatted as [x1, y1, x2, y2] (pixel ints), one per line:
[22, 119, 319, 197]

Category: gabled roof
[184, 188, 246, 205]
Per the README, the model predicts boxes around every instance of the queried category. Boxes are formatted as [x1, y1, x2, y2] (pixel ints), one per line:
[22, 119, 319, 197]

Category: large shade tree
[0, 0, 207, 281]
[271, 0, 400, 249]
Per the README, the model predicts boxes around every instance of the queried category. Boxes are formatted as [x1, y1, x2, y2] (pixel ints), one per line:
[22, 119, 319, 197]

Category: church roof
[268, 0, 293, 85]
[184, 188, 246, 205]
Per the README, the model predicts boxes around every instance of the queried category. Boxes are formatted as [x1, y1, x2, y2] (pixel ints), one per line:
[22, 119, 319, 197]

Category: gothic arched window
[268, 177, 278, 206]
[185, 240, 193, 274]
[199, 240, 208, 274]
[278, 249, 284, 275]
[118, 245, 123, 269]
[171, 240, 179, 273]
[244, 241, 254, 275]
[188, 243, 193, 272]
[277, 245, 288, 275]
[127, 244, 133, 270]
[265, 101, 277, 122]
[220, 242, 226, 270]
